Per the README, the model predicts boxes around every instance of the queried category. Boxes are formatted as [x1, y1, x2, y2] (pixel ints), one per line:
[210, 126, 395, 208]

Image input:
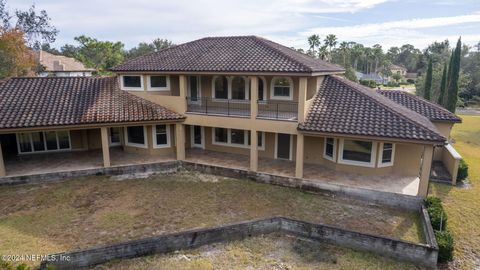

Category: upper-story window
[250, 77, 266, 101]
[147, 75, 170, 91]
[213, 76, 229, 99]
[271, 77, 293, 100]
[121, 75, 143, 91]
[231, 76, 248, 100]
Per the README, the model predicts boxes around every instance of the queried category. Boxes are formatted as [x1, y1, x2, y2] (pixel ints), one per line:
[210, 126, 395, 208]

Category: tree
[324, 34, 337, 62]
[344, 66, 358, 82]
[126, 38, 174, 60]
[0, 28, 35, 78]
[307, 34, 321, 57]
[392, 72, 402, 83]
[438, 63, 448, 105]
[445, 38, 462, 112]
[338, 41, 349, 67]
[0, 0, 57, 48]
[66, 35, 125, 73]
[424, 58, 433, 100]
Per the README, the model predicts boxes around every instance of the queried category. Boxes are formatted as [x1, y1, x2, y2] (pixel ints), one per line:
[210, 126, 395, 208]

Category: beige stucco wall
[70, 130, 85, 150]
[432, 121, 454, 161]
[303, 136, 423, 176]
[123, 125, 176, 156]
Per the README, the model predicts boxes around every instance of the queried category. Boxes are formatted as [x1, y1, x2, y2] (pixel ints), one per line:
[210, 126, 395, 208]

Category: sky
[6, 0, 480, 51]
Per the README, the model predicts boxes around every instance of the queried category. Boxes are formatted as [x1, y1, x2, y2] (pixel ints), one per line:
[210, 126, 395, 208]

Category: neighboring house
[36, 50, 95, 77]
[390, 64, 408, 77]
[355, 72, 388, 84]
[0, 36, 462, 197]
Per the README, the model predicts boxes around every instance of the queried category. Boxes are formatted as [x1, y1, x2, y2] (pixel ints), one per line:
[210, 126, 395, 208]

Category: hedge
[457, 159, 469, 181]
[435, 230, 454, 262]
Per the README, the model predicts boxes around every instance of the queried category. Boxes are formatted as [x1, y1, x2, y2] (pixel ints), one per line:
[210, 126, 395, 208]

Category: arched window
[213, 76, 228, 99]
[231, 76, 247, 100]
[271, 77, 293, 100]
[250, 77, 266, 101]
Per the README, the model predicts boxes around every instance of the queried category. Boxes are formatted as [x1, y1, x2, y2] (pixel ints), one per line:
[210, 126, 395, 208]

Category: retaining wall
[39, 216, 438, 270]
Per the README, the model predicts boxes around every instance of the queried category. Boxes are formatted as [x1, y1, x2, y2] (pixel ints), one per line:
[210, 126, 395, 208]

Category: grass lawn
[429, 115, 480, 269]
[93, 233, 418, 270]
[0, 171, 422, 267]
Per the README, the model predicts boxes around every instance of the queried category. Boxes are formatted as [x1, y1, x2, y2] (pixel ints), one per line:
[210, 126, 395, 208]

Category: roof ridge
[328, 76, 444, 140]
[253, 37, 312, 72]
[377, 89, 457, 116]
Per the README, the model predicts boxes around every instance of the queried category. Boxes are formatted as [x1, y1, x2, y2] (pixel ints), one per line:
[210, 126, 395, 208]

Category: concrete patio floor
[4, 147, 175, 177]
[186, 149, 419, 196]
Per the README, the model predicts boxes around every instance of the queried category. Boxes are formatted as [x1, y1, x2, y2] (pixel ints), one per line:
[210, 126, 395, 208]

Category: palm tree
[351, 43, 364, 71]
[307, 34, 321, 57]
[372, 44, 383, 73]
[338, 41, 349, 67]
[324, 34, 338, 62]
[318, 45, 328, 60]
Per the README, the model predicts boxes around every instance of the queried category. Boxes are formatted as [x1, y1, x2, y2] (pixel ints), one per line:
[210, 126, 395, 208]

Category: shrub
[386, 81, 400, 87]
[0, 259, 30, 270]
[359, 80, 377, 88]
[406, 79, 415, 84]
[425, 196, 448, 231]
[457, 159, 469, 181]
[435, 230, 454, 262]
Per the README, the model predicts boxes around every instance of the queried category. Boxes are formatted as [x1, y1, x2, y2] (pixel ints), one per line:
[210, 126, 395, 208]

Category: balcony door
[276, 133, 292, 160]
[190, 125, 204, 149]
[188, 76, 200, 103]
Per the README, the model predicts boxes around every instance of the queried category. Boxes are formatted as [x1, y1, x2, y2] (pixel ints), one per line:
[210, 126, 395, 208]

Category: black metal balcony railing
[257, 100, 298, 120]
[187, 97, 251, 117]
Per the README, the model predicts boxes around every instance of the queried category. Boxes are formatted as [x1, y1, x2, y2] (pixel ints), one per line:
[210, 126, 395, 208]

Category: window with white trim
[339, 139, 377, 167]
[17, 131, 71, 153]
[323, 137, 336, 161]
[271, 77, 292, 100]
[378, 143, 395, 167]
[188, 76, 201, 102]
[213, 128, 264, 150]
[153, 124, 171, 148]
[213, 76, 229, 99]
[125, 126, 147, 148]
[147, 75, 170, 91]
[121, 75, 143, 90]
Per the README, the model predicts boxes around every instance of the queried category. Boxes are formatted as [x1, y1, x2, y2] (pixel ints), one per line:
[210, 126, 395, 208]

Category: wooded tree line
[301, 34, 480, 109]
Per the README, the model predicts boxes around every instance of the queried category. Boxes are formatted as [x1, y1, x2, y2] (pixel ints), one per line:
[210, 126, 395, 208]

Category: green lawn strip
[429, 115, 480, 269]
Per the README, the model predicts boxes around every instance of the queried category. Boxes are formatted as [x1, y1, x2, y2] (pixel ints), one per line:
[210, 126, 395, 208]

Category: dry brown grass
[0, 171, 422, 267]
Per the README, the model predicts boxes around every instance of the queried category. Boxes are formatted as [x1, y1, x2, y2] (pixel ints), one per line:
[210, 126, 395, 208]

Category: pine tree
[424, 58, 433, 100]
[445, 38, 462, 112]
[438, 63, 448, 105]
[443, 53, 454, 106]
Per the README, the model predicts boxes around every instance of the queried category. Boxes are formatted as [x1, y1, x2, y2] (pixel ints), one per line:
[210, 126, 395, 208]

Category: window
[214, 76, 228, 99]
[16, 131, 71, 154]
[230, 129, 245, 145]
[125, 126, 146, 148]
[121, 75, 143, 90]
[271, 77, 292, 100]
[214, 128, 228, 143]
[378, 143, 395, 167]
[213, 128, 265, 150]
[147, 75, 170, 91]
[109, 128, 121, 146]
[339, 139, 377, 167]
[323, 137, 336, 161]
[153, 124, 171, 148]
[231, 77, 247, 100]
[247, 131, 264, 149]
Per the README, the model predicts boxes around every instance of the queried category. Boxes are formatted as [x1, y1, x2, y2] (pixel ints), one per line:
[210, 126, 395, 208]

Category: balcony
[257, 100, 298, 121]
[187, 97, 251, 117]
[186, 97, 298, 121]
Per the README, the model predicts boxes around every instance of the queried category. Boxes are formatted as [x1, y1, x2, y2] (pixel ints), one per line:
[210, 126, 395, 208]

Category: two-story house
[0, 36, 462, 197]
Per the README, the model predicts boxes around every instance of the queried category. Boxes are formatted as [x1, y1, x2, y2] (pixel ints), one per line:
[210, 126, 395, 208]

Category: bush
[359, 80, 377, 88]
[386, 81, 400, 87]
[0, 259, 30, 270]
[406, 79, 415, 84]
[457, 159, 468, 181]
[435, 230, 454, 262]
[425, 196, 448, 231]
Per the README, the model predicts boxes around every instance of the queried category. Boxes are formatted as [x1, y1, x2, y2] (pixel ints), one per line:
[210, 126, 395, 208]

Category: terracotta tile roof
[299, 76, 446, 144]
[111, 36, 344, 74]
[0, 77, 184, 130]
[377, 90, 462, 123]
[38, 50, 95, 72]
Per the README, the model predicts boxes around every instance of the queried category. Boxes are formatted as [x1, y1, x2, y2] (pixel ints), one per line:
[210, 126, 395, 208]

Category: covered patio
[185, 149, 419, 195]
[3, 147, 175, 177]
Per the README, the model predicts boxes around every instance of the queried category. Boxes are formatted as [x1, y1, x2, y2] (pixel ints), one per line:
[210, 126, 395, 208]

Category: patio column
[295, 134, 304, 178]
[250, 129, 258, 172]
[249, 76, 258, 120]
[100, 127, 111, 168]
[179, 75, 187, 113]
[0, 141, 5, 177]
[175, 123, 185, 160]
[298, 77, 308, 122]
[418, 145, 434, 197]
